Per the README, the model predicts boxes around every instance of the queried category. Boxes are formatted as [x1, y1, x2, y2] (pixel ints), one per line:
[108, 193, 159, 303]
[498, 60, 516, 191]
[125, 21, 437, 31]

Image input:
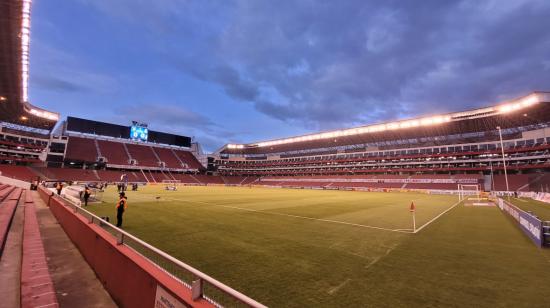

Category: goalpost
[162, 180, 181, 184]
[162, 179, 180, 191]
[458, 184, 481, 201]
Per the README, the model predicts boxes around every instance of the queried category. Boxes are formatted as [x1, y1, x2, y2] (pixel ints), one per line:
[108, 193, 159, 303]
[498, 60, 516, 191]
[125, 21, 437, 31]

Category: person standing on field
[83, 186, 91, 206]
[116, 192, 128, 228]
[56, 182, 63, 195]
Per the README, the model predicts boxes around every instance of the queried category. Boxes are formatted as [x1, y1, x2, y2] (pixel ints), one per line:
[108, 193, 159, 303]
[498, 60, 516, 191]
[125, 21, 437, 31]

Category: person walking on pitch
[56, 182, 63, 195]
[83, 186, 91, 206]
[116, 192, 128, 228]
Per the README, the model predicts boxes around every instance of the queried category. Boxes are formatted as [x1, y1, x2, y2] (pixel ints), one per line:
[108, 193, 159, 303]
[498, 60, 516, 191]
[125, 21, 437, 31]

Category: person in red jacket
[116, 192, 128, 228]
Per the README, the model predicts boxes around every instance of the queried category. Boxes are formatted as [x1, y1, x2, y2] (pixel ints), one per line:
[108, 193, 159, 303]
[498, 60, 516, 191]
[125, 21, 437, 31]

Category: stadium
[1, 1, 550, 308]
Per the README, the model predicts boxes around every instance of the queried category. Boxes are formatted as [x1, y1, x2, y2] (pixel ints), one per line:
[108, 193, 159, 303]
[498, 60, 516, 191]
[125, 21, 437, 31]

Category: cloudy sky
[29, 0, 550, 151]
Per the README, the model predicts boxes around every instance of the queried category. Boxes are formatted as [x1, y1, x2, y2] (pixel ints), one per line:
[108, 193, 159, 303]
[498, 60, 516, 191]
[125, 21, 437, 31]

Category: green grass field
[87, 186, 550, 307]
[509, 197, 550, 221]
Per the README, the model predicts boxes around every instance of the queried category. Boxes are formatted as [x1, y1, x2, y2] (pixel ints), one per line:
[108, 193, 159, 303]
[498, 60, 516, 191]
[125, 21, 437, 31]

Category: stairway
[122, 143, 133, 164]
[147, 170, 157, 183]
[165, 170, 177, 181]
[94, 139, 103, 158]
[140, 169, 150, 183]
[92, 170, 101, 181]
[483, 174, 493, 191]
[189, 174, 202, 184]
[523, 173, 546, 192]
[401, 176, 411, 189]
[28, 166, 48, 181]
[171, 149, 186, 169]
[150, 147, 163, 166]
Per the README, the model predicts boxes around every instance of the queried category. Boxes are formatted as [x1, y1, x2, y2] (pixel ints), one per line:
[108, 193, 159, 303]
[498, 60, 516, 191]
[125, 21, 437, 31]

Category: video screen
[130, 125, 148, 142]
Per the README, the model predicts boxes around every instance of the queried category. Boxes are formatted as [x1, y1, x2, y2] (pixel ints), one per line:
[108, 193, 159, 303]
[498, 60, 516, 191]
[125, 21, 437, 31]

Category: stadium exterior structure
[1, 0, 549, 192]
[214, 92, 550, 192]
[0, 0, 205, 183]
[3, 92, 550, 193]
[0, 2, 269, 306]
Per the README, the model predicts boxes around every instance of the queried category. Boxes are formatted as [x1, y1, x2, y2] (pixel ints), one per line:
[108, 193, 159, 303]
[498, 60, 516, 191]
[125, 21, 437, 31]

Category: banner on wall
[497, 199, 543, 247]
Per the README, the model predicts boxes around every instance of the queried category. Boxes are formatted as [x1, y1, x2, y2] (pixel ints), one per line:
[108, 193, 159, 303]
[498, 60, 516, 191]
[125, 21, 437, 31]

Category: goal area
[458, 184, 481, 201]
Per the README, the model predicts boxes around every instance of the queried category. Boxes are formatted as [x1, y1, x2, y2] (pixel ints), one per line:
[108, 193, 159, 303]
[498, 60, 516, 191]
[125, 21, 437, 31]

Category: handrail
[49, 191, 267, 308]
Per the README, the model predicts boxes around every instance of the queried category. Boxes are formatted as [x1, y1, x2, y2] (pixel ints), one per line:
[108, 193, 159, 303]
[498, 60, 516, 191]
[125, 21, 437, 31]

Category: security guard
[116, 192, 128, 228]
[83, 186, 91, 206]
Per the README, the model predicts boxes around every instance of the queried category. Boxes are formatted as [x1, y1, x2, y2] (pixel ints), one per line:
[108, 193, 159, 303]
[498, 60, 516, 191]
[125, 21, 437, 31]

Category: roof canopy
[220, 92, 550, 155]
[0, 0, 58, 130]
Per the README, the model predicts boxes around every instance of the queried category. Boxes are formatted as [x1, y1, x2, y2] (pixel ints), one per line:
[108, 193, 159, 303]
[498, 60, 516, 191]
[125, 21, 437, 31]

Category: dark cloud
[120, 104, 215, 129]
[33, 75, 88, 92]
[166, 0, 550, 131]
[74, 0, 550, 140]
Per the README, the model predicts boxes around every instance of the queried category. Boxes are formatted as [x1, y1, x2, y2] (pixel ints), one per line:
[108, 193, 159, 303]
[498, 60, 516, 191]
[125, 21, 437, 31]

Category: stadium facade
[0, 0, 549, 193]
[1, 1, 550, 307]
[213, 92, 550, 192]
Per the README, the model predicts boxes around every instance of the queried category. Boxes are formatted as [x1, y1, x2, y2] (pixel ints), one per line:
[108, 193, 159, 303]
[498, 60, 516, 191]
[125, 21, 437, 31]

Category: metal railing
[50, 193, 267, 308]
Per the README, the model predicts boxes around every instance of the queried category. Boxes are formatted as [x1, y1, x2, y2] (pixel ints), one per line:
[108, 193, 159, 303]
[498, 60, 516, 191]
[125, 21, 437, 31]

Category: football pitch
[87, 186, 550, 307]
[509, 197, 550, 221]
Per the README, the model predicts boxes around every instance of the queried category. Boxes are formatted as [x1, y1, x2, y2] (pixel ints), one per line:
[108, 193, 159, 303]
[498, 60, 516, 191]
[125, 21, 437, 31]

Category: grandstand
[3, 93, 549, 193]
[215, 92, 550, 192]
[2, 0, 550, 307]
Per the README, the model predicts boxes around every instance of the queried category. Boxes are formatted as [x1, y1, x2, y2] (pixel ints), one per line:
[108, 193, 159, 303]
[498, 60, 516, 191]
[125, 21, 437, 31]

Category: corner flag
[410, 201, 416, 212]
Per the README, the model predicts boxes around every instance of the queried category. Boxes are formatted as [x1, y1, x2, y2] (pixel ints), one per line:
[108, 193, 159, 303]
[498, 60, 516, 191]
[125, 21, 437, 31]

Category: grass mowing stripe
[167, 197, 415, 233]
[508, 197, 550, 221]
[86, 186, 550, 306]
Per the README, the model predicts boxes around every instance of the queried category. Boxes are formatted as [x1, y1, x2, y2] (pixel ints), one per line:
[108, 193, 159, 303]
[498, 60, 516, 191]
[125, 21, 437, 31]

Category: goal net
[458, 184, 481, 201]
[162, 179, 180, 191]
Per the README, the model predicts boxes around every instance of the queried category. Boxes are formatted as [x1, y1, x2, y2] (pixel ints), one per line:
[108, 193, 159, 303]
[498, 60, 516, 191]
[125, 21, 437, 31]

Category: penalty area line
[167, 197, 413, 234]
[413, 200, 462, 233]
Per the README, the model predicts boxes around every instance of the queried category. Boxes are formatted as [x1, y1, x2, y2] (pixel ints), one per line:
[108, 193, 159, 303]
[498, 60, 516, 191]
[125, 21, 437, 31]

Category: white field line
[166, 197, 414, 234]
[413, 200, 462, 233]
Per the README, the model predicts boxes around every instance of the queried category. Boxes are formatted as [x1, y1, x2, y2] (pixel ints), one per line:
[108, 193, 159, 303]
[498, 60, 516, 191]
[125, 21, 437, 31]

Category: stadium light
[232, 93, 542, 149]
[227, 144, 244, 149]
[21, 0, 32, 103]
[28, 108, 59, 121]
[498, 93, 539, 114]
[0, 96, 6, 101]
[252, 114, 452, 147]
[496, 126, 510, 193]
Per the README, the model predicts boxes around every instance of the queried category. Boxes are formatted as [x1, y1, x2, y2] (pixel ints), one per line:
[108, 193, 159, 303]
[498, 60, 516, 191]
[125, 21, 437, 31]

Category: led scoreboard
[130, 121, 148, 142]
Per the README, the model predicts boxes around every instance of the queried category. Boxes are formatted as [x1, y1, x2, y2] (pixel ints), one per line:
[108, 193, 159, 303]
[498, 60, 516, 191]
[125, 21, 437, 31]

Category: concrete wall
[38, 187, 213, 308]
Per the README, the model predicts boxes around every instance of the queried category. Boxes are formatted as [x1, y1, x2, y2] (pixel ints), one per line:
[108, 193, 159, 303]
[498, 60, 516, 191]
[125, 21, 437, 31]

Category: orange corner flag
[410, 201, 416, 212]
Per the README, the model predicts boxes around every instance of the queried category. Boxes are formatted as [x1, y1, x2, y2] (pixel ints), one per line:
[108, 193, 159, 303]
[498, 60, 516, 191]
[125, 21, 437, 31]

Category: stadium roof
[0, 0, 59, 131]
[219, 92, 550, 155]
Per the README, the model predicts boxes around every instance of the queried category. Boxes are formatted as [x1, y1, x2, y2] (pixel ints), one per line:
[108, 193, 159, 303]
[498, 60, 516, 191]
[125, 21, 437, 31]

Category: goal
[458, 184, 481, 201]
[162, 180, 181, 184]
[162, 179, 180, 191]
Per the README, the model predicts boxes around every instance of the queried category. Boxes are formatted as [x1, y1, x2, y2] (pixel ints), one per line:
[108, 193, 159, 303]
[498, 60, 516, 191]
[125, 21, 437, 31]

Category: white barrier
[518, 191, 550, 204]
